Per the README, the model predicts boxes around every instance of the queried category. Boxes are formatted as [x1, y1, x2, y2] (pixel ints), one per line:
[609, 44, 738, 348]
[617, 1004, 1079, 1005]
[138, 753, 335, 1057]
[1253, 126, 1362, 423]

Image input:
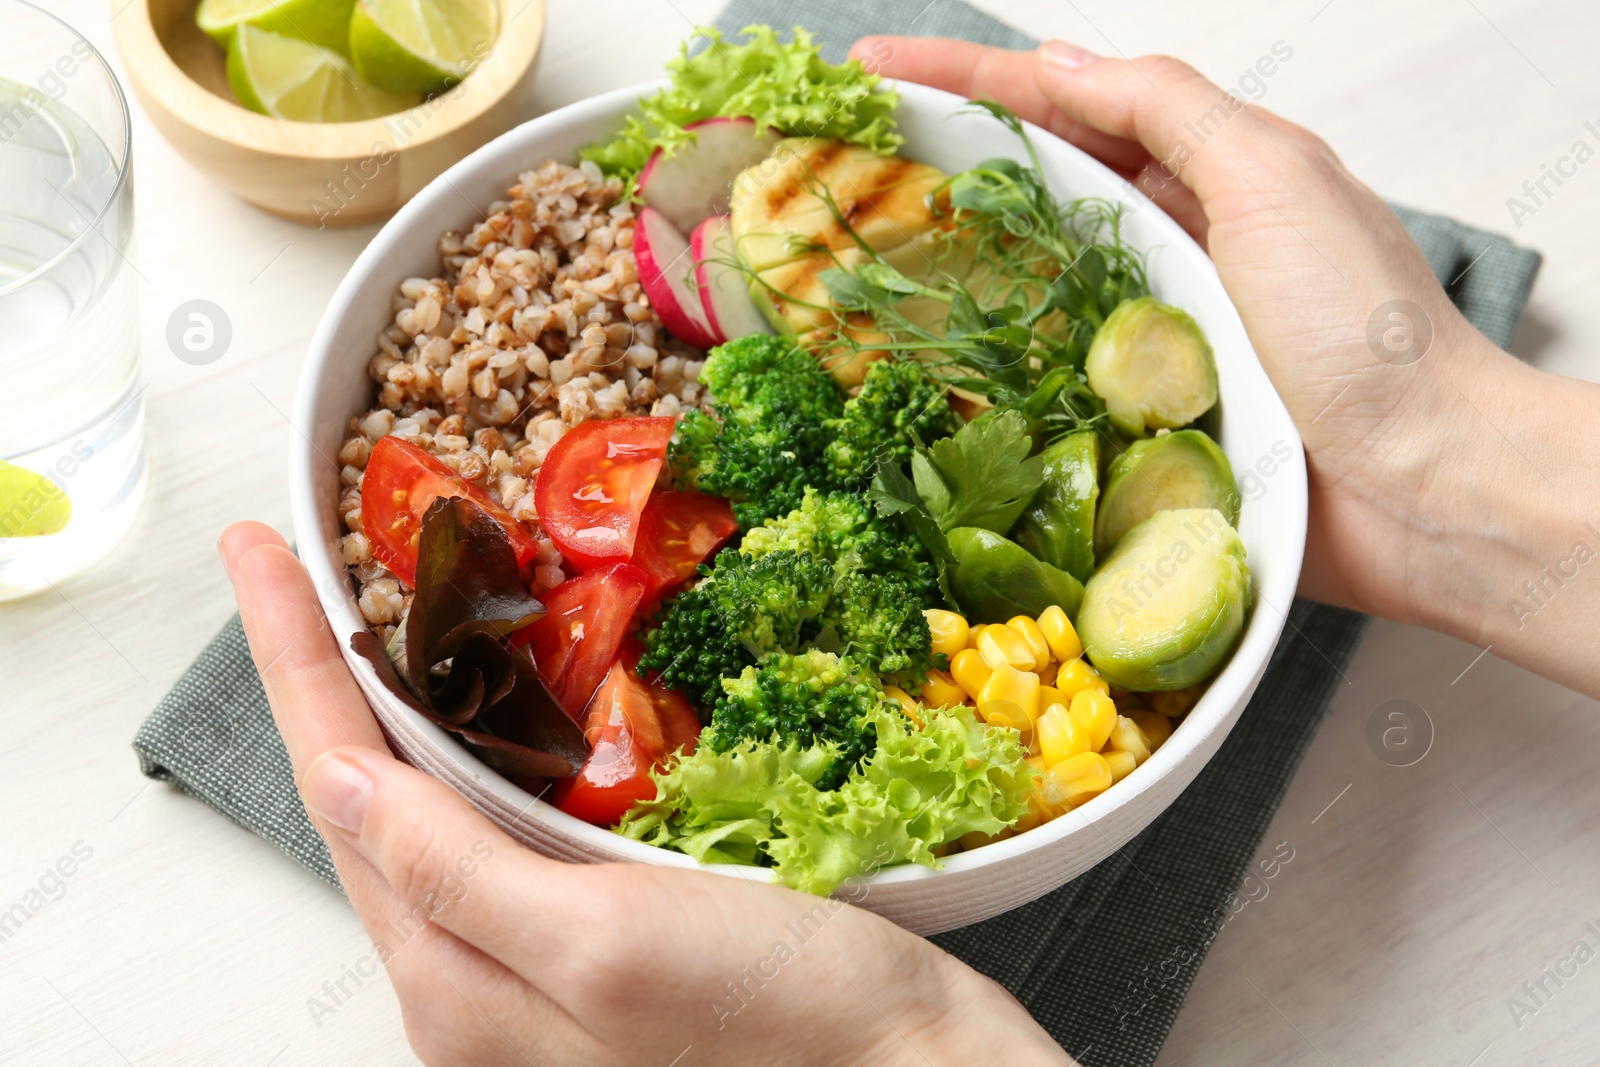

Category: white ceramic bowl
[291, 81, 1308, 936]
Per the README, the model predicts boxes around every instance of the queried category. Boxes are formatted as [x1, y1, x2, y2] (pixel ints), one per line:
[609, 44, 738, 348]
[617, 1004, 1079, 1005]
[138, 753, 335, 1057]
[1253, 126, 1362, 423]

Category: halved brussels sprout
[1094, 429, 1239, 556]
[1085, 297, 1218, 438]
[1077, 508, 1250, 691]
[1011, 431, 1099, 584]
[947, 526, 1085, 622]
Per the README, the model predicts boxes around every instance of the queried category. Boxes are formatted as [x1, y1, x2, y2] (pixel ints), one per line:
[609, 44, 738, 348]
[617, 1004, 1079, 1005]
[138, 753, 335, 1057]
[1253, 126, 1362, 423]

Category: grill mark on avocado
[763, 142, 848, 215]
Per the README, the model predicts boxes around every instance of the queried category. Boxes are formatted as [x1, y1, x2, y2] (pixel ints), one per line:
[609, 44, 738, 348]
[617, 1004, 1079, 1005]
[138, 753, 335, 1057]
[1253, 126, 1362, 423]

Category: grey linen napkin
[134, 4, 1543, 1063]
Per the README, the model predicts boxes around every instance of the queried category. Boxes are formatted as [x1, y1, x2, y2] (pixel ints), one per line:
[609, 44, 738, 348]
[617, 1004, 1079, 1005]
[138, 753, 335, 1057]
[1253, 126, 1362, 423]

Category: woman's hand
[220, 521, 1071, 1067]
[853, 37, 1600, 697]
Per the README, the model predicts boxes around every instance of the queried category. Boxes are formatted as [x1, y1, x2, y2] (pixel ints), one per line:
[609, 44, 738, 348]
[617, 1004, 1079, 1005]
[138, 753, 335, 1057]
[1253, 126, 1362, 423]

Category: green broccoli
[670, 335, 843, 526]
[814, 570, 935, 685]
[740, 488, 938, 605]
[639, 548, 834, 708]
[824, 359, 960, 487]
[705, 650, 885, 789]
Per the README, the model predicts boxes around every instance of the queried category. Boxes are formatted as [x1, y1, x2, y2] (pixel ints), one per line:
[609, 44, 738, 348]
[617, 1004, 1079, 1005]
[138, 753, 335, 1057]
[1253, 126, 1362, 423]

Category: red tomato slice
[362, 435, 537, 588]
[631, 491, 739, 605]
[534, 417, 676, 570]
[552, 661, 664, 826]
[647, 679, 703, 757]
[516, 562, 649, 717]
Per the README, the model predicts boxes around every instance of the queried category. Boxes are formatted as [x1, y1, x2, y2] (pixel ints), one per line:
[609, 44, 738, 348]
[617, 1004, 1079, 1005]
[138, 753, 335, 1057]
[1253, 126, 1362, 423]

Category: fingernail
[217, 534, 237, 580]
[303, 752, 373, 835]
[1040, 40, 1098, 71]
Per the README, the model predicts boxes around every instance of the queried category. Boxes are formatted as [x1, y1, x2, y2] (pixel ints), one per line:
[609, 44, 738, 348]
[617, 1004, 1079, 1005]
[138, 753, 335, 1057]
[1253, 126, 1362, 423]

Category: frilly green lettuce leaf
[580, 25, 902, 191]
[616, 704, 1034, 895]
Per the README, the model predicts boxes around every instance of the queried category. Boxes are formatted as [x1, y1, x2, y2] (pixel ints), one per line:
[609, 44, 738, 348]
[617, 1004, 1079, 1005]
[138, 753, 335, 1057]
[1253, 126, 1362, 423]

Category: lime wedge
[349, 0, 498, 95]
[227, 26, 420, 122]
[0, 461, 71, 538]
[197, 0, 355, 54]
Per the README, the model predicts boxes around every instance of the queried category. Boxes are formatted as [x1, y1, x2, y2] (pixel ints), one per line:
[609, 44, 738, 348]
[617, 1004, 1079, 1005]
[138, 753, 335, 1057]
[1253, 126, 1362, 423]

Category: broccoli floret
[740, 488, 938, 604]
[815, 571, 935, 686]
[706, 650, 885, 789]
[699, 334, 843, 429]
[671, 336, 844, 526]
[825, 359, 959, 487]
[637, 579, 753, 714]
[639, 548, 834, 708]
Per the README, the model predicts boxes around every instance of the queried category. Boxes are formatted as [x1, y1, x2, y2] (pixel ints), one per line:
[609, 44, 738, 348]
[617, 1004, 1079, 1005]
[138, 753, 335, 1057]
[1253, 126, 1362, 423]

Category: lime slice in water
[0, 461, 71, 538]
[228, 25, 421, 122]
[197, 0, 355, 54]
[349, 0, 498, 95]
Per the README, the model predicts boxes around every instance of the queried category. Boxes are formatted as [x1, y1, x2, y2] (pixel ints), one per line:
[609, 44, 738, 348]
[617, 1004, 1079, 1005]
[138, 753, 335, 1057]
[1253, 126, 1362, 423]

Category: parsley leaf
[911, 409, 1044, 534]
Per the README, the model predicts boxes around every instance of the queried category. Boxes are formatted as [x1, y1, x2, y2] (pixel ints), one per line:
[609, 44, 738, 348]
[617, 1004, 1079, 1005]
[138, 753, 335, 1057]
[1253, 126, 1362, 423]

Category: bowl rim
[110, 0, 545, 156]
[291, 78, 1308, 888]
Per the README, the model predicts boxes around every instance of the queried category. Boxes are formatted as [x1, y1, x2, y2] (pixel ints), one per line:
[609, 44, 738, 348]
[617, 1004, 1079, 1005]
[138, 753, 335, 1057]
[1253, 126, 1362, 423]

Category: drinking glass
[0, 0, 145, 600]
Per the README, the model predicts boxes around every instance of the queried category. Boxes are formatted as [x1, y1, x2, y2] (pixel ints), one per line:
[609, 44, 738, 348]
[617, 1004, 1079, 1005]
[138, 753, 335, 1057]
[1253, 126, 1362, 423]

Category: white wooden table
[4, 1, 1596, 1063]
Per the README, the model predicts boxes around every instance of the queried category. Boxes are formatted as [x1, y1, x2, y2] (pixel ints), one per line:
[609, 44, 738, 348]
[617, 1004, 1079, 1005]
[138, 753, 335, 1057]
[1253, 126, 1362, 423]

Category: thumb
[1032, 42, 1282, 206]
[301, 745, 585, 975]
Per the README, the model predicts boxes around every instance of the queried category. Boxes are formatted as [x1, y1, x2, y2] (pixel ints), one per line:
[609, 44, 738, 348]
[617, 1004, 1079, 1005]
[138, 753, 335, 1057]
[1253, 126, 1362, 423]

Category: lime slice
[0, 461, 71, 538]
[197, 0, 355, 54]
[349, 0, 498, 95]
[228, 26, 420, 122]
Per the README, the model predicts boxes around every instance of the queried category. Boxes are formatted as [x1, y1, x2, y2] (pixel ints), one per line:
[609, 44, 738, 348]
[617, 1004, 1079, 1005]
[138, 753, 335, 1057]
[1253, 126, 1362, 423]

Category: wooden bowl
[110, 0, 545, 226]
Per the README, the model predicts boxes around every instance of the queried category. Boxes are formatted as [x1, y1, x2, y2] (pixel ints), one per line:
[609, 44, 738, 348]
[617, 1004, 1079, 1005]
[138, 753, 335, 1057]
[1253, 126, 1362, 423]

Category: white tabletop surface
[4, 1, 1597, 1064]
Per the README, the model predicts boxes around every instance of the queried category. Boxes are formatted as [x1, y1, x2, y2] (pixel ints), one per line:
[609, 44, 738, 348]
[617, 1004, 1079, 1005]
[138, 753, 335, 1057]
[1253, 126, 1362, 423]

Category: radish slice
[638, 117, 782, 234]
[635, 206, 719, 349]
[691, 214, 772, 344]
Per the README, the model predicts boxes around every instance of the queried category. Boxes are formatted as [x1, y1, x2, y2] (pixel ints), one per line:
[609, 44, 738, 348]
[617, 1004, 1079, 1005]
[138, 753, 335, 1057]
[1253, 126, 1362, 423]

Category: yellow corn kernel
[920, 670, 967, 709]
[1006, 615, 1052, 670]
[977, 625, 1037, 672]
[950, 648, 991, 699]
[1039, 685, 1067, 712]
[1127, 709, 1173, 751]
[1024, 753, 1048, 773]
[1069, 688, 1117, 752]
[978, 662, 1041, 725]
[966, 623, 993, 649]
[1104, 750, 1139, 783]
[1038, 752, 1113, 809]
[1026, 793, 1056, 824]
[1036, 703, 1089, 766]
[979, 703, 1033, 747]
[1036, 604, 1083, 662]
[1055, 657, 1110, 698]
[1144, 685, 1203, 717]
[1012, 807, 1044, 833]
[1106, 714, 1152, 763]
[924, 608, 970, 660]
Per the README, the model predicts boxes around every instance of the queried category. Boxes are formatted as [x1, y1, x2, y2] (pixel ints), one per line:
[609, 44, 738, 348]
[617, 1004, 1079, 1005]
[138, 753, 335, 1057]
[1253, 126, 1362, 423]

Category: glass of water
[0, 0, 145, 600]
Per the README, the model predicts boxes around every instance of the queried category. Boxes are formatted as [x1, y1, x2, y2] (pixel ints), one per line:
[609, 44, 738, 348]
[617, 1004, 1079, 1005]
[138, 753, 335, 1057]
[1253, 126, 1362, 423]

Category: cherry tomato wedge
[515, 562, 649, 717]
[534, 417, 676, 570]
[551, 661, 663, 826]
[552, 659, 701, 827]
[362, 435, 538, 588]
[631, 491, 739, 605]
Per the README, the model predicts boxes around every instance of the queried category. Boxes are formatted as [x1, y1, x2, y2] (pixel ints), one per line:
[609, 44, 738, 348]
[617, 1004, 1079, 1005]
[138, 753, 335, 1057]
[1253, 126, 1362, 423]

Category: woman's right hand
[853, 38, 1600, 697]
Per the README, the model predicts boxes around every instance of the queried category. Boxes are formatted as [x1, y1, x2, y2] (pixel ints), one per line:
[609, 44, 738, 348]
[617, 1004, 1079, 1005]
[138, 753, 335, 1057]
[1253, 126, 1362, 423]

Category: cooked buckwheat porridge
[336, 159, 709, 640]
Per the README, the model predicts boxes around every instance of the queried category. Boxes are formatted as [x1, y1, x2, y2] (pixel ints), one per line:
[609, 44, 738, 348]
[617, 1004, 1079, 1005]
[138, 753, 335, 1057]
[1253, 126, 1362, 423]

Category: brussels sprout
[947, 526, 1084, 622]
[1085, 297, 1218, 438]
[1077, 509, 1250, 691]
[1011, 431, 1099, 583]
[1094, 429, 1239, 556]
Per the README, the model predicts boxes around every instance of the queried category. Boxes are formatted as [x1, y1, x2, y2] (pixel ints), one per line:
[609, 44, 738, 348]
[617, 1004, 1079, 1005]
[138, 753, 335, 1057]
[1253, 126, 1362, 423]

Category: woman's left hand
[220, 520, 1071, 1066]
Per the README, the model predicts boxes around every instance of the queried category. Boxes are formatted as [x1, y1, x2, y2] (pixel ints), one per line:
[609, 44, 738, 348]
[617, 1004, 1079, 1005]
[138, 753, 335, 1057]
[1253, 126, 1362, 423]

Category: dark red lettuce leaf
[351, 495, 588, 779]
